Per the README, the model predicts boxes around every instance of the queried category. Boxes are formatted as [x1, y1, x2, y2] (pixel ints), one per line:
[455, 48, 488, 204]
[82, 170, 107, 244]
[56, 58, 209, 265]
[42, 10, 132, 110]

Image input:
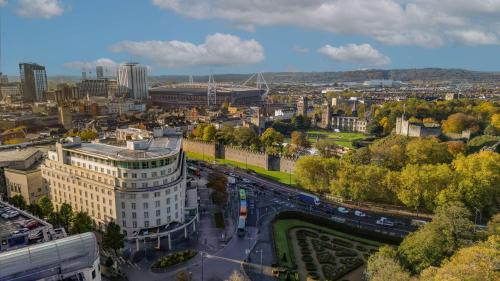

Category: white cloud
[293, 45, 309, 53]
[318, 43, 390, 66]
[16, 0, 64, 19]
[64, 58, 118, 72]
[0, 0, 7, 7]
[109, 33, 264, 68]
[152, 0, 500, 47]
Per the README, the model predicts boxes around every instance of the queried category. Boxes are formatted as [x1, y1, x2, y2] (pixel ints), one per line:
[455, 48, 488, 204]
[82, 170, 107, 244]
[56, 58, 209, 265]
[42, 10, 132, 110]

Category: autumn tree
[290, 131, 310, 149]
[259, 128, 284, 154]
[398, 202, 474, 274]
[314, 139, 340, 158]
[295, 156, 339, 192]
[406, 137, 452, 165]
[202, 125, 217, 142]
[442, 113, 478, 134]
[398, 164, 454, 212]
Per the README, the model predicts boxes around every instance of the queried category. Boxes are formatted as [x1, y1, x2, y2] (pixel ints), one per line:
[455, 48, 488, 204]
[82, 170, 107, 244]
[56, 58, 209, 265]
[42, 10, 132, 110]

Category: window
[121, 202, 125, 209]
[166, 198, 171, 204]
[142, 183, 148, 188]
[122, 211, 126, 218]
[142, 193, 149, 199]
[156, 210, 160, 216]
[144, 221, 149, 228]
[144, 212, 149, 219]
[131, 203, 136, 210]
[132, 212, 136, 219]
[131, 183, 137, 188]
[123, 173, 128, 178]
[132, 221, 137, 228]
[122, 221, 127, 227]
[155, 201, 160, 207]
[143, 202, 148, 209]
[152, 172, 157, 177]
[156, 218, 161, 225]
[132, 173, 137, 178]
[92, 270, 96, 279]
[167, 207, 171, 213]
[141, 173, 147, 178]
[154, 192, 160, 198]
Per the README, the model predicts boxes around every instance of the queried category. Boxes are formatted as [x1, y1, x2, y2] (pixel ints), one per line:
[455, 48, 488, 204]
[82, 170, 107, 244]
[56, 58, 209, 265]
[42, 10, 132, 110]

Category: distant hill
[43, 68, 500, 85]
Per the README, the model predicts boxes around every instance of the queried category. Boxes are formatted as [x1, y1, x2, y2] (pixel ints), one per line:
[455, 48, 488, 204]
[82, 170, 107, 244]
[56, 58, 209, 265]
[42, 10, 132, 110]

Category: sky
[2, 0, 500, 76]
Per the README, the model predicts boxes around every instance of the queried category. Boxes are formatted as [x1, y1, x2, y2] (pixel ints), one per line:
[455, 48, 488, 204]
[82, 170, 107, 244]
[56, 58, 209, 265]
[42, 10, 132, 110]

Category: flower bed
[151, 250, 198, 271]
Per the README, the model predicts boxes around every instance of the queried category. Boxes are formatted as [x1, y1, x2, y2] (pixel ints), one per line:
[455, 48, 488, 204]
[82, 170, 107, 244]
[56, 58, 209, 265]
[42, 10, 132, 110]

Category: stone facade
[181, 139, 218, 159]
[395, 117, 441, 137]
[331, 116, 368, 133]
[223, 146, 269, 170]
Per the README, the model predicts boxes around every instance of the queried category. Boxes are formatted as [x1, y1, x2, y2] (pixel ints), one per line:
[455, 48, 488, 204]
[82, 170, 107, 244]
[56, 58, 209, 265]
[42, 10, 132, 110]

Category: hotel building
[41, 128, 188, 239]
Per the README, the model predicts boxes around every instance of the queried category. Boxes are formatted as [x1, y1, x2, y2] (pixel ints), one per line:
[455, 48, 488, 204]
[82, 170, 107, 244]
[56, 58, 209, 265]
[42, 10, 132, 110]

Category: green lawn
[273, 219, 382, 269]
[305, 130, 367, 149]
[185, 151, 297, 186]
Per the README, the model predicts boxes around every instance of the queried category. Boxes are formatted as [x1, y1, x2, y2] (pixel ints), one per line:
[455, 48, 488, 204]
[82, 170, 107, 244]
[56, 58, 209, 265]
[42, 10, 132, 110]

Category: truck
[239, 201, 247, 217]
[376, 217, 394, 227]
[297, 192, 320, 206]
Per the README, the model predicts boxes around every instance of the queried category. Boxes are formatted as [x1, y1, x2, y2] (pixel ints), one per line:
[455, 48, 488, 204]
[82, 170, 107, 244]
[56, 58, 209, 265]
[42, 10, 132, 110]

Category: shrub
[152, 250, 198, 269]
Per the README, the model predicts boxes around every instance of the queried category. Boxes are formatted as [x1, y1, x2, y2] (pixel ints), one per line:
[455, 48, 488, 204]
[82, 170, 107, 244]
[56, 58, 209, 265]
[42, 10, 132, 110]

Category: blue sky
[2, 0, 500, 75]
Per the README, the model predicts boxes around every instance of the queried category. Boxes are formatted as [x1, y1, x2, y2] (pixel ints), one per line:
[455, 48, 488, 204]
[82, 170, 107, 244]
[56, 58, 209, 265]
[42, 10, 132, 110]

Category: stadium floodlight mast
[243, 72, 269, 101]
[207, 74, 217, 107]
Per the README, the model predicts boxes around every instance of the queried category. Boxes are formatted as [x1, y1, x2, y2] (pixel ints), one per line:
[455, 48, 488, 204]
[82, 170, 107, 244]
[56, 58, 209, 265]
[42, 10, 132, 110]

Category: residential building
[117, 63, 148, 100]
[19, 63, 48, 102]
[41, 129, 188, 238]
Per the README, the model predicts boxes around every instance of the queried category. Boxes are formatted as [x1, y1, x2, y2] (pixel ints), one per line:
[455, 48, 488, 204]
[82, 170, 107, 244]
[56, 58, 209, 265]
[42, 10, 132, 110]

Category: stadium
[148, 83, 266, 108]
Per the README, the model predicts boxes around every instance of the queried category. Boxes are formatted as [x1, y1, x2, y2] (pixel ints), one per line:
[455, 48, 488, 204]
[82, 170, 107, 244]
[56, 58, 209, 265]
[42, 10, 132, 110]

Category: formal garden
[273, 219, 382, 281]
[151, 250, 198, 272]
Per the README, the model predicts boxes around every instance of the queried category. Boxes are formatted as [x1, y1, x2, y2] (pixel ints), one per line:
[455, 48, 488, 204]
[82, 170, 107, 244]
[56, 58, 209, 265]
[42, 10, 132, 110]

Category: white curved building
[42, 129, 188, 239]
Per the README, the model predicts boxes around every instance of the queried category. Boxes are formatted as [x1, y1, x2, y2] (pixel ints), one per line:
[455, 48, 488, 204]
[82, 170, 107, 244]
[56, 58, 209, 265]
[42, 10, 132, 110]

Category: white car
[337, 207, 349, 214]
[376, 217, 394, 227]
[354, 210, 366, 217]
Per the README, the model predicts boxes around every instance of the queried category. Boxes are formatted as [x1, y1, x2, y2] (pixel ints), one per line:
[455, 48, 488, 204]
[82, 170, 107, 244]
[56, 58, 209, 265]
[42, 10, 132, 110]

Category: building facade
[42, 131, 187, 239]
[117, 63, 148, 100]
[297, 96, 308, 116]
[19, 63, 48, 102]
[331, 116, 368, 133]
[5, 167, 48, 205]
[78, 78, 117, 98]
[0, 82, 22, 100]
[395, 115, 441, 137]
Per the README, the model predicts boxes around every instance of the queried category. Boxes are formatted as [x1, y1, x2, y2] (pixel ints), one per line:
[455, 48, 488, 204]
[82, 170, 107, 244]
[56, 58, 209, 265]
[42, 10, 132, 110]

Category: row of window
[121, 195, 179, 210]
[119, 185, 180, 200]
[122, 212, 179, 229]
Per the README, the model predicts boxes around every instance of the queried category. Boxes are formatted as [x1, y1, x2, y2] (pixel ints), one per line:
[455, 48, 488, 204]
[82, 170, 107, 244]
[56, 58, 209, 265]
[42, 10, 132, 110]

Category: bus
[239, 189, 246, 200]
[237, 216, 246, 237]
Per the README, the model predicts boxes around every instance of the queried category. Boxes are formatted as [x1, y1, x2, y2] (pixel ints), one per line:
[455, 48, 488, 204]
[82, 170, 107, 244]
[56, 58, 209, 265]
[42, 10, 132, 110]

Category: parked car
[354, 210, 366, 217]
[376, 217, 394, 227]
[337, 207, 349, 214]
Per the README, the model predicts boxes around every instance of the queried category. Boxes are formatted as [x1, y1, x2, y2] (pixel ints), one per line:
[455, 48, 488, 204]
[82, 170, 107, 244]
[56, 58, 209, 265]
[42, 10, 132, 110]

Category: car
[376, 217, 394, 227]
[354, 210, 366, 217]
[242, 178, 253, 184]
[337, 207, 349, 214]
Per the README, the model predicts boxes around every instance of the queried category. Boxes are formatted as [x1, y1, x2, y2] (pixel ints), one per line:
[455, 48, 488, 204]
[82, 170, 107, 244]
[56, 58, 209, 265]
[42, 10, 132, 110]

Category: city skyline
[1, 0, 500, 75]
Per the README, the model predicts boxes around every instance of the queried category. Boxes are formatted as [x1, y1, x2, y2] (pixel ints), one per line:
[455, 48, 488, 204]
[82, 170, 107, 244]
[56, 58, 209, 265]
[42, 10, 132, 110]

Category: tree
[369, 135, 409, 170]
[59, 203, 74, 231]
[70, 211, 94, 234]
[9, 194, 26, 210]
[259, 128, 284, 153]
[295, 156, 339, 192]
[216, 125, 235, 145]
[398, 202, 474, 274]
[406, 137, 452, 165]
[290, 131, 309, 149]
[192, 123, 207, 139]
[379, 116, 392, 134]
[332, 164, 393, 203]
[487, 214, 500, 236]
[103, 221, 125, 255]
[234, 127, 259, 148]
[449, 151, 500, 216]
[27, 203, 43, 217]
[342, 147, 371, 165]
[446, 141, 467, 157]
[366, 251, 411, 281]
[442, 113, 478, 134]
[202, 125, 217, 142]
[398, 164, 454, 212]
[314, 139, 339, 158]
[175, 270, 189, 281]
[38, 196, 54, 219]
[420, 236, 499, 281]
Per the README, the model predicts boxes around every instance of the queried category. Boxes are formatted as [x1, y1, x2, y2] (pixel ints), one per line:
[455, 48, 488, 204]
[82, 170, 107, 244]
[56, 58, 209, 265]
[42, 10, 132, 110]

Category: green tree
[398, 164, 454, 212]
[202, 125, 217, 142]
[59, 203, 74, 231]
[342, 146, 371, 165]
[290, 131, 310, 149]
[419, 235, 499, 281]
[103, 221, 125, 255]
[406, 137, 452, 165]
[9, 194, 27, 210]
[38, 196, 54, 219]
[366, 250, 411, 281]
[70, 211, 94, 234]
[486, 214, 500, 236]
[259, 128, 284, 153]
[234, 127, 259, 148]
[447, 151, 500, 216]
[295, 156, 339, 192]
[398, 202, 474, 274]
[369, 135, 409, 170]
[192, 123, 207, 139]
[314, 139, 339, 158]
[27, 203, 43, 217]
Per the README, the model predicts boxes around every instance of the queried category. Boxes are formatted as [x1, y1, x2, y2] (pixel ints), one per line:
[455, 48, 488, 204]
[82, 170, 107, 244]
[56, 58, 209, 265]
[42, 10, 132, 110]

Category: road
[194, 160, 420, 238]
